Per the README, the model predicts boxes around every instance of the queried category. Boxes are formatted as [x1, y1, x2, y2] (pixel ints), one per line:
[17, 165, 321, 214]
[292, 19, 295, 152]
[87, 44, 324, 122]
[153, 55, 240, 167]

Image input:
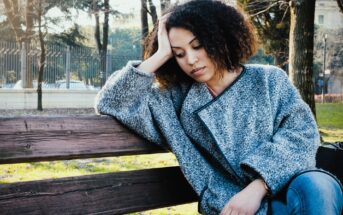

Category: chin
[194, 76, 211, 83]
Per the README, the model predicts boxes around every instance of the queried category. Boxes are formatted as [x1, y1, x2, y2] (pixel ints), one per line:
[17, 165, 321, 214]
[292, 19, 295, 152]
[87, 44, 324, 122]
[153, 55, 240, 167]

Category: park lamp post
[321, 34, 327, 103]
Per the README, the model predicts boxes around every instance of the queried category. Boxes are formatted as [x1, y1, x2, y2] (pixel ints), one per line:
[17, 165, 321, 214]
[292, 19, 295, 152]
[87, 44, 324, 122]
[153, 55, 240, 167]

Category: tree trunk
[288, 0, 316, 118]
[25, 0, 35, 88]
[337, 0, 343, 13]
[37, 0, 46, 111]
[93, 0, 110, 87]
[101, 0, 109, 86]
[3, 0, 24, 40]
[93, 2, 103, 86]
[3, 0, 34, 88]
[141, 0, 149, 58]
[148, 0, 158, 25]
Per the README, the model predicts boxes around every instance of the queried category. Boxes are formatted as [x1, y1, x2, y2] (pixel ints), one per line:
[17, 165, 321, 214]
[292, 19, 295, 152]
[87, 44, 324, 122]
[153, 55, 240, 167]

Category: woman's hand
[137, 14, 173, 73]
[156, 13, 173, 60]
[220, 179, 268, 215]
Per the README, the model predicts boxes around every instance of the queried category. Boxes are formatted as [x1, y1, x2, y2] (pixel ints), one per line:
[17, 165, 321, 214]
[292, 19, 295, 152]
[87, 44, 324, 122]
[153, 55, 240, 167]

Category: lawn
[0, 103, 342, 214]
[316, 103, 343, 142]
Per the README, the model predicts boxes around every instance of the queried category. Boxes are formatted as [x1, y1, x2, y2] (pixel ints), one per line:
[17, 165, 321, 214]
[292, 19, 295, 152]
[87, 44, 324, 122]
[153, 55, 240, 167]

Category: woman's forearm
[137, 51, 172, 74]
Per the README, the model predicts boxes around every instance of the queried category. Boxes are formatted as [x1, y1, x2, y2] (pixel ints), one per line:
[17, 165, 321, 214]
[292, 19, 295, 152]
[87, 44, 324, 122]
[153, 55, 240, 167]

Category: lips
[191, 66, 206, 75]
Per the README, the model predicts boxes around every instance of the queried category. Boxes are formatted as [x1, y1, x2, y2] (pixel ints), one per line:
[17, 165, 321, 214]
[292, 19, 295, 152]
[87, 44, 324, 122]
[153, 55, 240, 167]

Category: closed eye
[173, 52, 185, 58]
[193, 45, 202, 50]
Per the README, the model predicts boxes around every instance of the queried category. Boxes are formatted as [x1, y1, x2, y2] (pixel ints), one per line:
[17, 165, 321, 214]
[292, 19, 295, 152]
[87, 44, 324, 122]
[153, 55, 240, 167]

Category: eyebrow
[171, 37, 197, 49]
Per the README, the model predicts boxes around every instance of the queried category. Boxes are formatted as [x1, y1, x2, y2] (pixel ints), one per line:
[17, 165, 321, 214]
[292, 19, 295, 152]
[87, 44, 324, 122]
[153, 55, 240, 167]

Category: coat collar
[182, 65, 247, 115]
[181, 82, 213, 115]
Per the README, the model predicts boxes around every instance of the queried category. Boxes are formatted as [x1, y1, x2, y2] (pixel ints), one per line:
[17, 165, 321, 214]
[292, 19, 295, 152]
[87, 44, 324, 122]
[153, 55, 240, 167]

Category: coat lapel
[180, 82, 244, 183]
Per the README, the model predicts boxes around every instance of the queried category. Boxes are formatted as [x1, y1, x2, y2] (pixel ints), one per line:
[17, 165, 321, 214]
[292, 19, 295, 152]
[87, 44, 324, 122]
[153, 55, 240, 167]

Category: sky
[46, 0, 175, 32]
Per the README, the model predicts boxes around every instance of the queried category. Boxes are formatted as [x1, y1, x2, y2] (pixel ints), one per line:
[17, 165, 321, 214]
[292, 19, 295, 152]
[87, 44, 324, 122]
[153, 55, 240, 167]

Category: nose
[187, 50, 198, 65]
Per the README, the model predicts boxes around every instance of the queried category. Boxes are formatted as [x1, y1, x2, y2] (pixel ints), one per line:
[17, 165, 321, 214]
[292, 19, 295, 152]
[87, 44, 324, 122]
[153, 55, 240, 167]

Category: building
[315, 0, 343, 29]
[314, 0, 343, 95]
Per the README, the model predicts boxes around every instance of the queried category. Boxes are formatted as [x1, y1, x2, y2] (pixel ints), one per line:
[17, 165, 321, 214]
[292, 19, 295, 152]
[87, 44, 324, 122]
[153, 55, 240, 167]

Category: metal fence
[0, 41, 140, 89]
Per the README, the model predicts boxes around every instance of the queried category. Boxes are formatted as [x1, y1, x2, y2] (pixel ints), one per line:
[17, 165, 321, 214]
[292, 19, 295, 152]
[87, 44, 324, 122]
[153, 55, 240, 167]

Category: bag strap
[322, 141, 343, 150]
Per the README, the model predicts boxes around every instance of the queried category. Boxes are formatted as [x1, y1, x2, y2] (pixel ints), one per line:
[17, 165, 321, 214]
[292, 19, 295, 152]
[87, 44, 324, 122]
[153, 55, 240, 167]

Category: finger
[230, 210, 239, 215]
[220, 203, 230, 215]
[159, 15, 169, 26]
[160, 12, 171, 21]
[221, 208, 232, 215]
[227, 208, 232, 215]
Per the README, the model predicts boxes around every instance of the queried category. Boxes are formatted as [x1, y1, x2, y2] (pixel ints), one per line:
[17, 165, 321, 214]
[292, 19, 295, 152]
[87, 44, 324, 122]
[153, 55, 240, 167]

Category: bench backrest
[0, 115, 197, 214]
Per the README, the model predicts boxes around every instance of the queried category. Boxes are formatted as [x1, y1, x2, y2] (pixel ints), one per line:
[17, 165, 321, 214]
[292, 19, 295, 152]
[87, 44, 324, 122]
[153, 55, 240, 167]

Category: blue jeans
[270, 171, 342, 215]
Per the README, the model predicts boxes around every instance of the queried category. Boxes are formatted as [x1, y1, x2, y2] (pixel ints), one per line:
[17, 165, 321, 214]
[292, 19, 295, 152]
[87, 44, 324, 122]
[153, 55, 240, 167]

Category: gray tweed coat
[95, 61, 320, 215]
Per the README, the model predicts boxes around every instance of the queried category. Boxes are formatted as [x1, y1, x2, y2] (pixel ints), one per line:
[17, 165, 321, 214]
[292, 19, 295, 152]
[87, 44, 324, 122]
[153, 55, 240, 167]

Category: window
[318, 15, 324, 24]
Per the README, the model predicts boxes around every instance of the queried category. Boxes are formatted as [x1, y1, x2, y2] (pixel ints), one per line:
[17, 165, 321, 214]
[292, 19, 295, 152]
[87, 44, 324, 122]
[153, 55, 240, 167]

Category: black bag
[316, 142, 343, 184]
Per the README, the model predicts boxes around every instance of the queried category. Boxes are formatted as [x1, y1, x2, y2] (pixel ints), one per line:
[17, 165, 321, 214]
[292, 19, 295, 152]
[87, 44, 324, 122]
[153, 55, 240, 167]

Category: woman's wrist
[155, 49, 173, 62]
[138, 51, 172, 73]
[248, 179, 269, 199]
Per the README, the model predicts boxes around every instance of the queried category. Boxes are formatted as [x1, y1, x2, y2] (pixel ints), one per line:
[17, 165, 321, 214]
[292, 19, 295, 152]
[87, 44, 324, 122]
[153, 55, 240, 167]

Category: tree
[288, 0, 317, 117]
[238, 0, 290, 67]
[93, 0, 110, 87]
[2, 0, 77, 88]
[140, 0, 158, 57]
[141, 0, 149, 58]
[73, 0, 120, 86]
[0, 20, 17, 41]
[109, 28, 142, 72]
[48, 24, 86, 47]
[337, 0, 343, 13]
[37, 0, 46, 111]
[3, 0, 35, 88]
[148, 0, 158, 25]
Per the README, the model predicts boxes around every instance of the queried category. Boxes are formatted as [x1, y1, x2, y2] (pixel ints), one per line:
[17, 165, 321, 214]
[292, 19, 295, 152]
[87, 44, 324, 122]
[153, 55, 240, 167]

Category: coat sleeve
[95, 61, 167, 146]
[240, 68, 320, 195]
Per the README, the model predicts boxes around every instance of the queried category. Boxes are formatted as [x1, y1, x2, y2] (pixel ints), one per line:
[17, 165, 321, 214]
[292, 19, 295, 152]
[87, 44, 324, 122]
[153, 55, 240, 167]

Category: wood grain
[0, 167, 198, 214]
[0, 115, 165, 164]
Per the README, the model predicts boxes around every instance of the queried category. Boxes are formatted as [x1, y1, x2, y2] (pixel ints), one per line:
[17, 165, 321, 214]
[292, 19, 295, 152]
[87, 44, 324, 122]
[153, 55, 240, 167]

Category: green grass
[1, 103, 342, 214]
[316, 103, 343, 142]
[316, 103, 343, 129]
[0, 153, 178, 183]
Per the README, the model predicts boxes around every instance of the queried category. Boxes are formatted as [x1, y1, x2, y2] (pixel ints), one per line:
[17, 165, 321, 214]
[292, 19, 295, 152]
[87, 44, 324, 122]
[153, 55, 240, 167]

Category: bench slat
[0, 167, 198, 214]
[0, 116, 165, 164]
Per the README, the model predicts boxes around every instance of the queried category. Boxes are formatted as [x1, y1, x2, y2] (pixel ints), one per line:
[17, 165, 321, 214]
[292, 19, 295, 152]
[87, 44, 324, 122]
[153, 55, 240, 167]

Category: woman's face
[168, 27, 217, 84]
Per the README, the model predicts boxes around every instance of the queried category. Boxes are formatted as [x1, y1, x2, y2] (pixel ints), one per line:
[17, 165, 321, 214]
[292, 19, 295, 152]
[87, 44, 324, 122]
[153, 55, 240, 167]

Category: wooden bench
[0, 115, 198, 214]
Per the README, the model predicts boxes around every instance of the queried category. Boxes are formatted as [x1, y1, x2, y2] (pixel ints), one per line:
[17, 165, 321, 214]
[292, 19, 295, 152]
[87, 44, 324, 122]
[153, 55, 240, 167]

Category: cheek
[175, 58, 188, 71]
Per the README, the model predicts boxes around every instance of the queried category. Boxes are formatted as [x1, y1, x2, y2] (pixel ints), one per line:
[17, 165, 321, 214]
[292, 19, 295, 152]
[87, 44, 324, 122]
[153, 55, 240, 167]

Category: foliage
[0, 20, 16, 41]
[248, 48, 274, 65]
[109, 28, 142, 72]
[237, 0, 290, 66]
[48, 24, 86, 47]
[70, 0, 123, 86]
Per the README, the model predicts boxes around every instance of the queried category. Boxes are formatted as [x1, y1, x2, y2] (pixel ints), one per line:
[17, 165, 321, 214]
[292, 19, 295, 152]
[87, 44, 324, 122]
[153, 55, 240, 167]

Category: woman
[95, 0, 342, 214]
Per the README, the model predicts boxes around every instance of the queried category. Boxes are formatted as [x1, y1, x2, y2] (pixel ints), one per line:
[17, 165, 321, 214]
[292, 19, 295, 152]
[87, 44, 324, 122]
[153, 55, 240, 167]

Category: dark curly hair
[143, 0, 257, 89]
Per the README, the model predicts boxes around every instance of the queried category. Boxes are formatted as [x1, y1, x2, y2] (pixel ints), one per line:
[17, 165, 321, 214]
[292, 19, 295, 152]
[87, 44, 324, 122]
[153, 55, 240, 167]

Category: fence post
[106, 50, 112, 80]
[20, 42, 27, 88]
[66, 46, 71, 89]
